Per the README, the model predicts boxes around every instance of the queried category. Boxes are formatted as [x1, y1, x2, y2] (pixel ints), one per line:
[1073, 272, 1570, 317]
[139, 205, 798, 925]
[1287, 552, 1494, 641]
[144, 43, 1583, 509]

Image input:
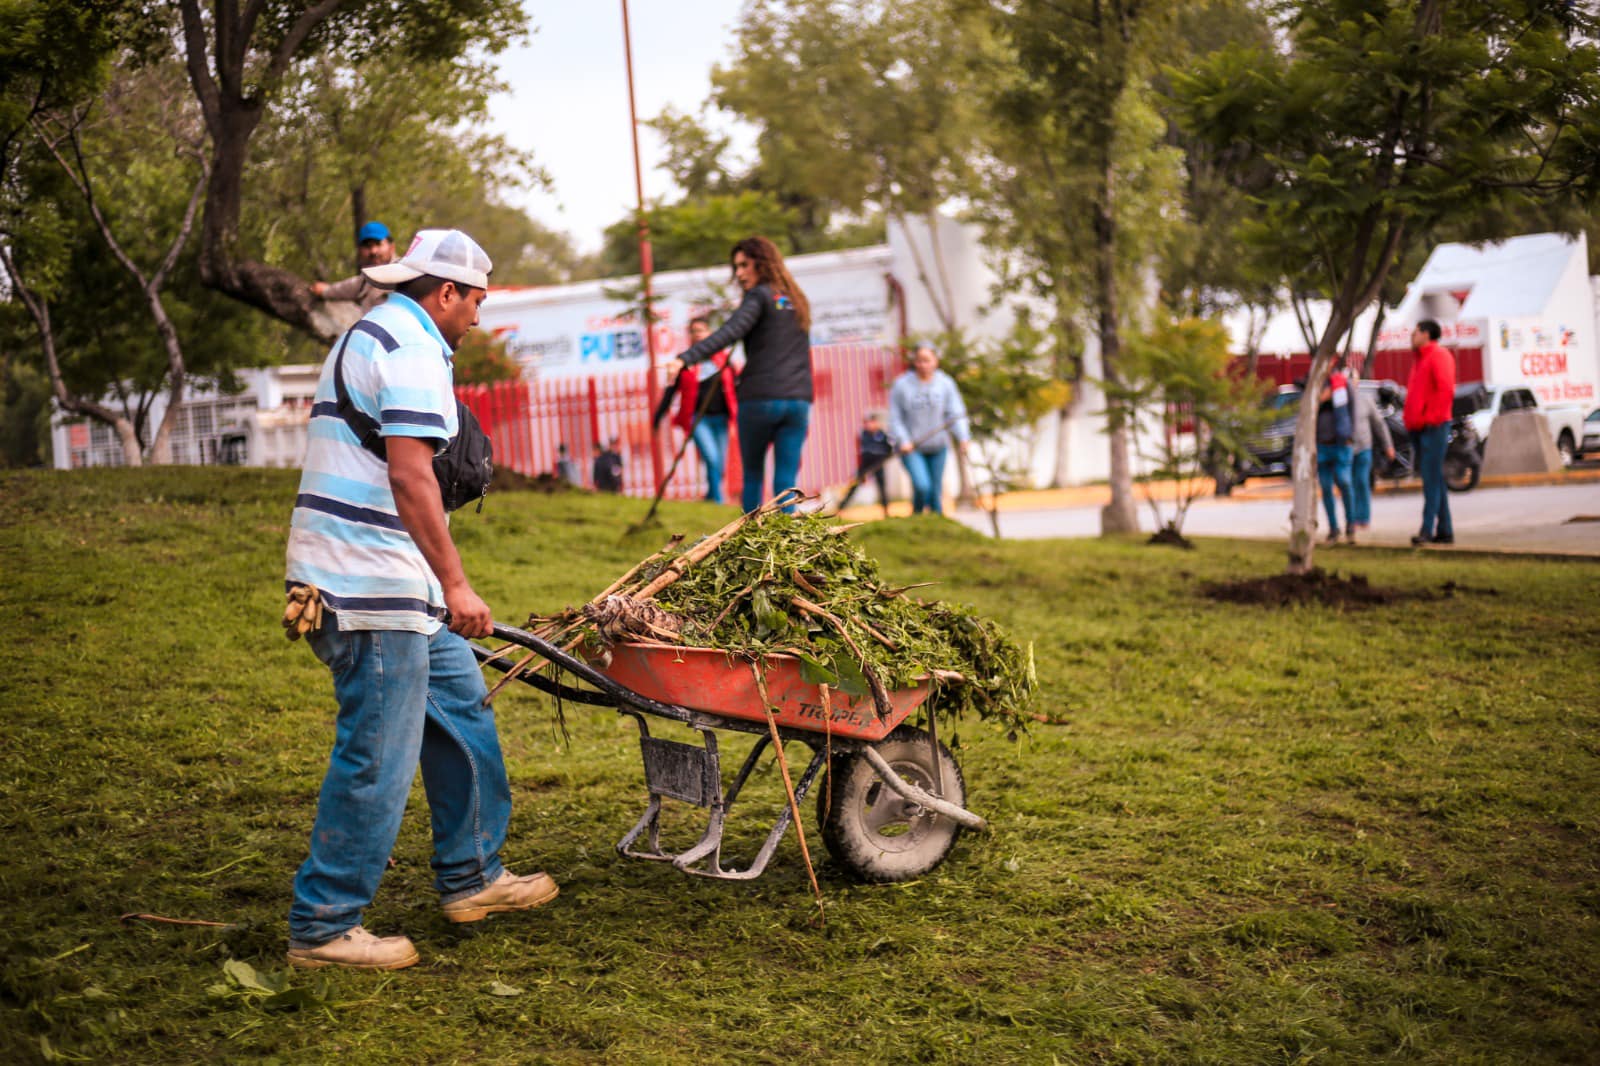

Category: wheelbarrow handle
[486, 622, 696, 724]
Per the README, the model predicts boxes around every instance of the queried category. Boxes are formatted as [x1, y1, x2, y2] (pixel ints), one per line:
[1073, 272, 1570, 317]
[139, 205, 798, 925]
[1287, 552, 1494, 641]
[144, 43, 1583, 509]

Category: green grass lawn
[2, 467, 1597, 1064]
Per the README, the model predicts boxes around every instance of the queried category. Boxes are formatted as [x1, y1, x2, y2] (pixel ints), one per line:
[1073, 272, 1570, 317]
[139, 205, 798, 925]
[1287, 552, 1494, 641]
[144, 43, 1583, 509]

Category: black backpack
[331, 320, 494, 512]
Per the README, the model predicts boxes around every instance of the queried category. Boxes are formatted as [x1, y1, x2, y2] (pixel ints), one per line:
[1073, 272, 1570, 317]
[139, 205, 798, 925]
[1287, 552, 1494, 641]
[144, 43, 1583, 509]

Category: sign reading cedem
[1501, 322, 1594, 405]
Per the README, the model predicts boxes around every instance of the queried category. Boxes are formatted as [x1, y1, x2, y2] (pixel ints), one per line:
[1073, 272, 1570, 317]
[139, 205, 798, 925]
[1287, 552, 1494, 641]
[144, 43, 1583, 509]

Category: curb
[835, 466, 1600, 523]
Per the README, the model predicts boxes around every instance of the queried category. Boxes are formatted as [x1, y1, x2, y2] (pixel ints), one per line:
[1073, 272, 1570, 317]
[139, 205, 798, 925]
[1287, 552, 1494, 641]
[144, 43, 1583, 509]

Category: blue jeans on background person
[289, 623, 512, 946]
[901, 447, 950, 514]
[691, 414, 729, 503]
[1316, 443, 1354, 536]
[1350, 447, 1374, 526]
[737, 398, 811, 513]
[1415, 423, 1453, 540]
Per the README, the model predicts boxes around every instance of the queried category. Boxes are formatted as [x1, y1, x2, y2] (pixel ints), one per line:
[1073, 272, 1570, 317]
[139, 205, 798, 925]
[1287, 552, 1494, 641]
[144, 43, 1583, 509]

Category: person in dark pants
[1404, 319, 1456, 545]
[1315, 366, 1356, 544]
[664, 236, 812, 513]
[838, 411, 895, 516]
[283, 229, 557, 972]
[593, 437, 624, 493]
[672, 317, 737, 503]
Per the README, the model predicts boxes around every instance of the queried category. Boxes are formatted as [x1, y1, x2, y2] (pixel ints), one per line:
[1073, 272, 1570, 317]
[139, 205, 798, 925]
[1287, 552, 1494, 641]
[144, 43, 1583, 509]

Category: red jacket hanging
[672, 349, 737, 433]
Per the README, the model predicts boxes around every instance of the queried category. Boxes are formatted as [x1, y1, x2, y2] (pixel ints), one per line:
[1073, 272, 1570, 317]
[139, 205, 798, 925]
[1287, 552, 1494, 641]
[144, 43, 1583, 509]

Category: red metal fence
[458, 343, 905, 500]
[1247, 347, 1485, 388]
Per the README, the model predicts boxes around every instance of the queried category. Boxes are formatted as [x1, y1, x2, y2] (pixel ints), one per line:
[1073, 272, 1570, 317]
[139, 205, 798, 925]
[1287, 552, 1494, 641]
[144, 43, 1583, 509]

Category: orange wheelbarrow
[476, 623, 985, 883]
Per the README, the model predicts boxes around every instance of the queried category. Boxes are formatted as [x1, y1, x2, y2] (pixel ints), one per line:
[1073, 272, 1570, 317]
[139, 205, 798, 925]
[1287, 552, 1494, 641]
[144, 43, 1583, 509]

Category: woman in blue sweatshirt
[666, 236, 813, 512]
[889, 345, 971, 515]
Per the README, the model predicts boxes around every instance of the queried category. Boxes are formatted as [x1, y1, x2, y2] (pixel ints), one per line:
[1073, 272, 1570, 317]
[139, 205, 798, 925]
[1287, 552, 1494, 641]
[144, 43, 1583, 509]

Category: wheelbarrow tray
[595, 641, 928, 742]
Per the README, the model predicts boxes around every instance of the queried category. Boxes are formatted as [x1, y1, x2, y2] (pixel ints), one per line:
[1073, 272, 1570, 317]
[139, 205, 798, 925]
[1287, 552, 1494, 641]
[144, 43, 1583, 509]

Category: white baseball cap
[362, 229, 493, 291]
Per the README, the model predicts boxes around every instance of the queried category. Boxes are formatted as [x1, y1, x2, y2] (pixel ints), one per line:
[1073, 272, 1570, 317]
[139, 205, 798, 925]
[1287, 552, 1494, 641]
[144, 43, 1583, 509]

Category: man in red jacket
[1403, 319, 1456, 545]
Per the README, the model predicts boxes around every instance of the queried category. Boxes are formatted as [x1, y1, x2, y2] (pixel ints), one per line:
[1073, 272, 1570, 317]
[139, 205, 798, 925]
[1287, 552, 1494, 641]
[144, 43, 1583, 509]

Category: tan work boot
[441, 869, 559, 924]
[286, 926, 419, 971]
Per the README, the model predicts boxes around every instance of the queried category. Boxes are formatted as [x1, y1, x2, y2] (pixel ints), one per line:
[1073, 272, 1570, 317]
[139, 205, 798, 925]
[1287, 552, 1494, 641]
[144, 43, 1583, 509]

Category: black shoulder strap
[333, 320, 402, 460]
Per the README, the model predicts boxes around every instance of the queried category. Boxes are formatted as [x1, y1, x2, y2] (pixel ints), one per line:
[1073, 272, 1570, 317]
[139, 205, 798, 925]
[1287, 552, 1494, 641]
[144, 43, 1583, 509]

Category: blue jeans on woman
[737, 398, 811, 513]
[901, 447, 950, 514]
[1316, 443, 1354, 536]
[1350, 448, 1374, 526]
[1415, 423, 1453, 540]
[289, 623, 512, 945]
[691, 414, 729, 503]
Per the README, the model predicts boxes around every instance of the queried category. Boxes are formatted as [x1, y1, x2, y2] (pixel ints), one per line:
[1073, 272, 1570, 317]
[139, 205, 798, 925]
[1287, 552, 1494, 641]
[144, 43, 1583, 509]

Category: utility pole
[621, 0, 665, 491]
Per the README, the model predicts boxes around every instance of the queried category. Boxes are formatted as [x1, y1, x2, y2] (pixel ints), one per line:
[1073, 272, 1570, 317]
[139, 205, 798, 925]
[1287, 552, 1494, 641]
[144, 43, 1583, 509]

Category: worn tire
[1558, 431, 1576, 468]
[817, 726, 966, 883]
[1444, 454, 1480, 492]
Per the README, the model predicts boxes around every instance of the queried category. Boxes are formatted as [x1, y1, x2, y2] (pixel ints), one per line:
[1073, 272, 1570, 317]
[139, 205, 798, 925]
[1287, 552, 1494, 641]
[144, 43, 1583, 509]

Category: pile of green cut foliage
[518, 499, 1035, 738]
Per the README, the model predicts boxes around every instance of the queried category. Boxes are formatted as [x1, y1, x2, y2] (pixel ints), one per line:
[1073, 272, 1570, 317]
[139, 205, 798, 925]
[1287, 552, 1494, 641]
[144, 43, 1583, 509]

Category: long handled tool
[626, 359, 732, 536]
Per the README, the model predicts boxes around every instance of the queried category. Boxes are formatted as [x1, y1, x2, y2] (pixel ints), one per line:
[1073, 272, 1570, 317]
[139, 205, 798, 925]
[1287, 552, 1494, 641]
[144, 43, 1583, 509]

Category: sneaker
[1345, 530, 1358, 545]
[1411, 534, 1429, 547]
[441, 869, 559, 924]
[286, 926, 419, 971]
[1433, 533, 1454, 545]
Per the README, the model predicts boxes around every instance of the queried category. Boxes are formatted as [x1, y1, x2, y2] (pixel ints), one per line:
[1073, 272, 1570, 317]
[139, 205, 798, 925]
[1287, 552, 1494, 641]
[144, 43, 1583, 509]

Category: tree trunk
[196, 98, 345, 342]
[1049, 303, 1078, 488]
[1051, 403, 1073, 488]
[1094, 157, 1138, 535]
[954, 447, 977, 507]
[1, 254, 144, 466]
[1285, 325, 1346, 574]
[350, 181, 367, 268]
[892, 210, 955, 333]
[141, 291, 189, 465]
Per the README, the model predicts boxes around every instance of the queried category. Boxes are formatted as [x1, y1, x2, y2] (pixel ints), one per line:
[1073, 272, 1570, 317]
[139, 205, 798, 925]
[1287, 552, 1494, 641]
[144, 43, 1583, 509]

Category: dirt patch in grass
[1201, 568, 1427, 609]
[1147, 526, 1195, 549]
[490, 467, 574, 494]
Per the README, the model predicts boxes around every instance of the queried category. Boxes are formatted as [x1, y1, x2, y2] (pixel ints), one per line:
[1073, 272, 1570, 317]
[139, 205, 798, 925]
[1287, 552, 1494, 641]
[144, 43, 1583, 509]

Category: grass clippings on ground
[2, 467, 1598, 1064]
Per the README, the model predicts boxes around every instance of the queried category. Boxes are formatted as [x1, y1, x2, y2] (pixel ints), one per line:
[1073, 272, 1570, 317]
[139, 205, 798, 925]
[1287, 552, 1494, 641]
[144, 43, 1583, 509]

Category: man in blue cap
[312, 221, 396, 312]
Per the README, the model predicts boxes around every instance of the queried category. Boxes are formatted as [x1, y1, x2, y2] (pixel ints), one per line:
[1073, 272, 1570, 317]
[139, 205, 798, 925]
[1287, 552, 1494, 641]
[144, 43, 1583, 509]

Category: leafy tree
[171, 0, 527, 339]
[244, 49, 563, 308]
[710, 0, 979, 328]
[971, 0, 1194, 531]
[1107, 314, 1271, 541]
[4, 28, 278, 466]
[597, 191, 798, 277]
[1173, 0, 1600, 573]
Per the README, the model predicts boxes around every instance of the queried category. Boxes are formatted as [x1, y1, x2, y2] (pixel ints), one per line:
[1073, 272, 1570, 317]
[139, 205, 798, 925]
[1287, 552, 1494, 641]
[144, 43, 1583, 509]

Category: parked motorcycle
[1443, 417, 1482, 492]
[1371, 384, 1480, 493]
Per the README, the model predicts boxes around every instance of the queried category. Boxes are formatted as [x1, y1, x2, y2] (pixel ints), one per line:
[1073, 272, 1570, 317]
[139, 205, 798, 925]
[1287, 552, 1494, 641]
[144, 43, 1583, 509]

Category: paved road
[949, 480, 1600, 555]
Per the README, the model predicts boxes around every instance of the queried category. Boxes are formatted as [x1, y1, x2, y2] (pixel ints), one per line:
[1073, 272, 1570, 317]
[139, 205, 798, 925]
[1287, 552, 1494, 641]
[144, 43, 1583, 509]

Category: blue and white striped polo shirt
[285, 293, 459, 633]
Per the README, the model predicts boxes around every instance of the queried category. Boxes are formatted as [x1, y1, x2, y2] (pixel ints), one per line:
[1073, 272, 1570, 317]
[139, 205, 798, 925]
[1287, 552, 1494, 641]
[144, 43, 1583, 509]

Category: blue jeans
[691, 414, 729, 503]
[737, 399, 811, 513]
[1415, 423, 1453, 539]
[1350, 448, 1374, 526]
[289, 623, 511, 945]
[901, 447, 949, 514]
[1316, 443, 1353, 535]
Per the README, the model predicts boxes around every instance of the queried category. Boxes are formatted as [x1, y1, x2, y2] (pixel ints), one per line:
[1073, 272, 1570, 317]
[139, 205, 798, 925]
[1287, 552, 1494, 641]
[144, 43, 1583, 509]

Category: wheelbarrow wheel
[817, 725, 966, 883]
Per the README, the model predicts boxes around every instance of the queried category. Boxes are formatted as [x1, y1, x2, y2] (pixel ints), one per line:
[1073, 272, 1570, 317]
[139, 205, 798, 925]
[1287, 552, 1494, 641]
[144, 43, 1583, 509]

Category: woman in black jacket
[665, 236, 813, 513]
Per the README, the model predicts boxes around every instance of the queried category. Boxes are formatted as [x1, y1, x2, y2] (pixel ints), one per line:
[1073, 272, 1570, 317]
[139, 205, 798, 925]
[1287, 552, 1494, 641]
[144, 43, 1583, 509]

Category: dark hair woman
[665, 236, 813, 512]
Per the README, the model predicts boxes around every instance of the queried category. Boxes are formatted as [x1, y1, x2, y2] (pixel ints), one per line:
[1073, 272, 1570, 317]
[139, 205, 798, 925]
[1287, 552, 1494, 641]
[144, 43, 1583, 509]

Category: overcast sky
[492, 2, 753, 253]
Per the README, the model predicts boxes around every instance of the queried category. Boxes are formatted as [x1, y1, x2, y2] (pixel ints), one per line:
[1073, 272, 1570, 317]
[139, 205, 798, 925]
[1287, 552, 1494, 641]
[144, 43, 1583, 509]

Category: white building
[1227, 231, 1599, 408]
[50, 365, 320, 470]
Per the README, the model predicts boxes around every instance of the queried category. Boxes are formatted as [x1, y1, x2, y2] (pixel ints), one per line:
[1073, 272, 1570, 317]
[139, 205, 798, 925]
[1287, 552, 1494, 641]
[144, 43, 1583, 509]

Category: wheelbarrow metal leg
[675, 745, 828, 881]
[671, 735, 769, 876]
